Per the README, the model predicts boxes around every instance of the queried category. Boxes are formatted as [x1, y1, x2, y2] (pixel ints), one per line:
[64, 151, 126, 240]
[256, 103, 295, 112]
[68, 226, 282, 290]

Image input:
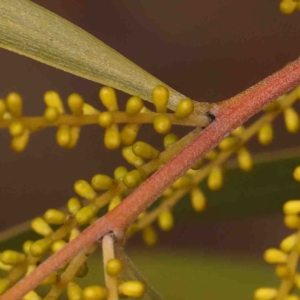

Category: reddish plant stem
[2, 58, 300, 300]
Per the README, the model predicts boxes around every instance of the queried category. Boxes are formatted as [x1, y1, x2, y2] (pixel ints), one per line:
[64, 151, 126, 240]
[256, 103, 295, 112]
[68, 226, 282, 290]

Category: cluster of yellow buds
[280, 0, 300, 14]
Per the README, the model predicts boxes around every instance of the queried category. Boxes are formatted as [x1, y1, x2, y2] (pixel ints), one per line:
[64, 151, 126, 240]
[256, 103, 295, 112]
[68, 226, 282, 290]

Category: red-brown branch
[2, 58, 300, 300]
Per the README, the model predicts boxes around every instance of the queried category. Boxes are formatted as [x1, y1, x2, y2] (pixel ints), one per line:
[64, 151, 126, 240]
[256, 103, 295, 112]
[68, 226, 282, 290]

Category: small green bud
[91, 174, 114, 190]
[30, 238, 52, 257]
[44, 209, 66, 225]
[74, 180, 97, 201]
[31, 217, 53, 236]
[76, 205, 98, 225]
[122, 146, 145, 167]
[67, 197, 82, 215]
[123, 170, 144, 189]
[118, 281, 145, 298]
[114, 166, 128, 181]
[0, 250, 26, 265]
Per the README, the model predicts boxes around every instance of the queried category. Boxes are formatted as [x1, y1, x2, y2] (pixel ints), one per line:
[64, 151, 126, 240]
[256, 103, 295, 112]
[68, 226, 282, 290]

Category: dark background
[1, 0, 300, 254]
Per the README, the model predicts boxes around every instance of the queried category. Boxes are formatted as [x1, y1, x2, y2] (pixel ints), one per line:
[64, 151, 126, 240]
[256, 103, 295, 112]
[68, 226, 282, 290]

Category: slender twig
[2, 57, 300, 300]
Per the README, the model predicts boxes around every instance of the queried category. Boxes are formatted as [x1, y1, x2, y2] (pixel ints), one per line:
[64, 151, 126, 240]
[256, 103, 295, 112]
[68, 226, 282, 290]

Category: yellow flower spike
[6, 92, 23, 117]
[0, 250, 26, 265]
[41, 273, 59, 286]
[293, 166, 300, 182]
[172, 175, 191, 189]
[204, 149, 217, 160]
[163, 133, 179, 148]
[132, 141, 160, 159]
[0, 99, 6, 117]
[23, 290, 42, 300]
[280, 0, 298, 14]
[106, 258, 123, 276]
[122, 146, 145, 167]
[76, 262, 89, 278]
[232, 125, 244, 136]
[280, 233, 297, 252]
[152, 85, 169, 113]
[114, 166, 128, 181]
[9, 121, 25, 137]
[158, 210, 174, 231]
[74, 180, 97, 201]
[31, 217, 53, 236]
[123, 169, 144, 189]
[190, 187, 206, 212]
[69, 227, 81, 241]
[126, 96, 144, 114]
[30, 238, 52, 257]
[44, 209, 66, 225]
[254, 287, 277, 300]
[51, 240, 67, 253]
[11, 129, 30, 152]
[0, 279, 11, 295]
[218, 137, 236, 151]
[153, 115, 172, 134]
[237, 147, 253, 172]
[104, 124, 121, 150]
[263, 248, 288, 264]
[175, 98, 194, 119]
[44, 91, 64, 114]
[258, 123, 273, 145]
[283, 200, 300, 214]
[67, 126, 81, 149]
[97, 111, 114, 128]
[91, 174, 114, 190]
[68, 281, 83, 300]
[142, 226, 158, 246]
[56, 125, 71, 148]
[75, 205, 98, 225]
[207, 167, 223, 191]
[82, 103, 100, 115]
[120, 123, 140, 146]
[22, 240, 34, 255]
[284, 214, 300, 229]
[0, 261, 12, 271]
[44, 107, 59, 123]
[68, 93, 84, 115]
[83, 285, 108, 300]
[275, 264, 290, 278]
[118, 281, 145, 298]
[99, 86, 118, 112]
[67, 197, 82, 215]
[108, 195, 122, 211]
[284, 107, 300, 133]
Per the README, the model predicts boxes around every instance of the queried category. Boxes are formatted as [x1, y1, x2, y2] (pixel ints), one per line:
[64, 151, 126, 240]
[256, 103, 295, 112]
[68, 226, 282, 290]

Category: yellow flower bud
[258, 123, 273, 145]
[120, 123, 140, 146]
[114, 166, 128, 181]
[97, 111, 114, 128]
[44, 107, 59, 123]
[31, 217, 53, 236]
[293, 166, 300, 182]
[126, 96, 143, 114]
[23, 290, 42, 300]
[232, 126, 244, 136]
[275, 264, 290, 278]
[280, 233, 297, 252]
[172, 175, 191, 189]
[11, 130, 30, 152]
[6, 92, 22, 117]
[76, 205, 98, 225]
[190, 187, 206, 212]
[99, 86, 118, 111]
[83, 285, 108, 300]
[158, 210, 174, 231]
[74, 180, 97, 201]
[44, 209, 66, 225]
[284, 214, 300, 229]
[9, 121, 25, 137]
[104, 124, 121, 150]
[207, 167, 223, 191]
[67, 197, 82, 215]
[69, 227, 81, 241]
[123, 170, 144, 189]
[284, 107, 300, 133]
[0, 278, 10, 294]
[254, 287, 277, 300]
[122, 146, 145, 167]
[142, 226, 157, 246]
[0, 250, 25, 265]
[204, 150, 217, 160]
[82, 103, 99, 115]
[132, 141, 160, 159]
[237, 147, 253, 172]
[67, 126, 80, 149]
[264, 248, 287, 264]
[0, 99, 6, 117]
[68, 93, 84, 115]
[218, 137, 236, 151]
[51, 240, 67, 253]
[0, 261, 12, 271]
[56, 125, 71, 148]
[163, 133, 179, 148]
[118, 281, 145, 298]
[152, 85, 169, 113]
[175, 98, 194, 119]
[67, 281, 83, 300]
[44, 91, 64, 114]
[76, 261, 89, 278]
[22, 240, 34, 255]
[283, 200, 300, 214]
[30, 238, 52, 257]
[286, 295, 300, 300]
[91, 174, 114, 190]
[280, 1, 297, 14]
[153, 115, 172, 134]
[108, 195, 122, 211]
[41, 273, 58, 286]
[106, 258, 123, 276]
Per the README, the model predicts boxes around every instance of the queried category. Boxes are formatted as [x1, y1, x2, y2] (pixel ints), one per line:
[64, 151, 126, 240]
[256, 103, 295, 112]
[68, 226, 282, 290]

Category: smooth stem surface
[2, 57, 300, 300]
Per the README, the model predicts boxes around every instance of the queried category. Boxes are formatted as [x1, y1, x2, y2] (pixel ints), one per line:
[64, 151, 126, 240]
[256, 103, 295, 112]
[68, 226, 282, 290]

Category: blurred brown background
[1, 0, 300, 254]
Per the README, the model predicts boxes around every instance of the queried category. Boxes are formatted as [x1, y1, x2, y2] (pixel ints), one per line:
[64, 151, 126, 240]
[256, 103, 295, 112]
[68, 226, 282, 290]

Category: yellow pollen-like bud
[22, 240, 34, 255]
[114, 166, 128, 181]
[263, 248, 287, 264]
[51, 240, 67, 253]
[9, 121, 25, 137]
[67, 197, 82, 215]
[0, 261, 12, 271]
[207, 167, 223, 191]
[190, 187, 206, 212]
[91, 174, 114, 190]
[153, 85, 169, 113]
[41, 273, 58, 286]
[123, 169, 144, 189]
[67, 281, 83, 300]
[23, 290, 42, 300]
[6, 92, 22, 117]
[284, 107, 300, 133]
[153, 115, 172, 134]
[293, 166, 300, 182]
[237, 147, 253, 172]
[108, 195, 122, 211]
[0, 99, 6, 117]
[162, 187, 173, 197]
[280, 233, 297, 252]
[283, 200, 300, 214]
[31, 217, 53, 236]
[44, 107, 59, 123]
[284, 214, 300, 229]
[83, 103, 100, 115]
[97, 111, 114, 128]
[258, 123, 273, 145]
[175, 98, 194, 119]
[118, 281, 145, 298]
[11, 130, 30, 152]
[44, 91, 64, 114]
[232, 125, 244, 136]
[122, 146, 145, 167]
[142, 226, 157, 246]
[76, 205, 98, 225]
[68, 93, 84, 115]
[219, 137, 236, 151]
[172, 175, 191, 189]
[163, 133, 179, 148]
[132, 141, 160, 159]
[106, 258, 123, 276]
[30, 238, 52, 257]
[44, 209, 66, 225]
[204, 150, 217, 160]
[104, 124, 121, 150]
[126, 96, 144, 114]
[120, 123, 140, 146]
[99, 86, 118, 111]
[0, 250, 26, 265]
[254, 287, 277, 300]
[74, 180, 97, 201]
[83, 285, 108, 300]
[56, 125, 71, 148]
[275, 264, 290, 278]
[67, 126, 80, 149]
[69, 227, 81, 241]
[280, 0, 298, 14]
[158, 210, 174, 231]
